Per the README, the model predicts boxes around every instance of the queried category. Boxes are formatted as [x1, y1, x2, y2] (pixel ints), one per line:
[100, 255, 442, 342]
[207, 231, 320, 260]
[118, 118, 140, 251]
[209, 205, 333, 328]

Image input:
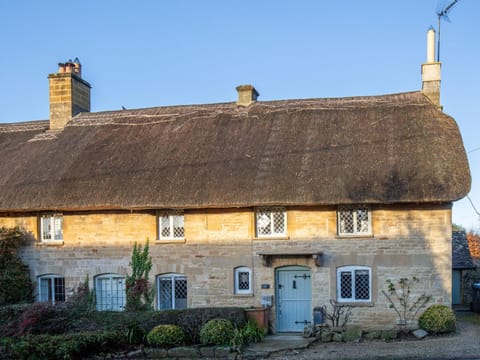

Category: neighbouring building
[0, 29, 471, 331]
[452, 230, 475, 307]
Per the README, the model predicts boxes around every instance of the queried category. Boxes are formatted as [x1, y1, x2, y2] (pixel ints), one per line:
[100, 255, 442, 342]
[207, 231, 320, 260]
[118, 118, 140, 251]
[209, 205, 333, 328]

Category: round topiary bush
[418, 305, 456, 334]
[199, 318, 235, 345]
[146, 324, 186, 347]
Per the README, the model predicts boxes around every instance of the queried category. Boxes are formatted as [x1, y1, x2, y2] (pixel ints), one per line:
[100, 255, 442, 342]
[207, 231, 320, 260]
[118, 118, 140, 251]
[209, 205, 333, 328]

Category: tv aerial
[436, 0, 461, 61]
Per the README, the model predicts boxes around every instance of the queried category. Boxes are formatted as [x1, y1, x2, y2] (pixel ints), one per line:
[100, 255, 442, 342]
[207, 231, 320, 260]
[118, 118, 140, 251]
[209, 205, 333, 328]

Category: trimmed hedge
[147, 324, 186, 347]
[200, 318, 235, 345]
[418, 305, 456, 334]
[1, 331, 122, 360]
[0, 304, 246, 343]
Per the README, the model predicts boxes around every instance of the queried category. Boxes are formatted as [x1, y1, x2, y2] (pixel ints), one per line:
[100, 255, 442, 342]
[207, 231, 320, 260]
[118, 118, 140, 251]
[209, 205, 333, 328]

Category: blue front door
[276, 266, 312, 332]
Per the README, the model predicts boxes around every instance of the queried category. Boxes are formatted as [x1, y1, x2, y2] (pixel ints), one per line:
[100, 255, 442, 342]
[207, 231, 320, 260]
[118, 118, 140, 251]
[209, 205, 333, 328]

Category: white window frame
[38, 274, 65, 305]
[255, 207, 287, 238]
[336, 266, 371, 303]
[94, 273, 126, 311]
[40, 214, 63, 242]
[337, 205, 372, 236]
[234, 266, 252, 295]
[157, 273, 187, 310]
[158, 211, 185, 240]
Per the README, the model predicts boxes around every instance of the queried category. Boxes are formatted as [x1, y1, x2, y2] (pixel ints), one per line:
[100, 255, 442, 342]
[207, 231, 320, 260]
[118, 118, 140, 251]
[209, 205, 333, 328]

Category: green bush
[418, 305, 456, 334]
[177, 307, 246, 343]
[0, 227, 33, 306]
[231, 319, 266, 346]
[4, 331, 122, 360]
[200, 318, 235, 346]
[147, 324, 186, 348]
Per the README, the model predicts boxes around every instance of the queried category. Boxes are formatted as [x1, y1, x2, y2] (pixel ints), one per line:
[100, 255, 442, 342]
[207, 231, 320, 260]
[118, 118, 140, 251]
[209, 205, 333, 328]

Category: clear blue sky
[1, 0, 478, 230]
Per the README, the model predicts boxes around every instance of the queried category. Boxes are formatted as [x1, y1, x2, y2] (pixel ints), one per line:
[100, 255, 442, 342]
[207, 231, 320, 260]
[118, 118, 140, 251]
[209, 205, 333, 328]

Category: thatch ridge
[0, 91, 471, 212]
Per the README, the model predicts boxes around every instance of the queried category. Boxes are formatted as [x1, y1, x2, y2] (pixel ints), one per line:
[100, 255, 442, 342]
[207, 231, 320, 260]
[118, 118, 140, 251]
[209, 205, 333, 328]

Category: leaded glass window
[157, 274, 187, 310]
[234, 266, 252, 294]
[337, 266, 371, 302]
[337, 206, 372, 236]
[95, 274, 126, 311]
[255, 207, 287, 237]
[158, 211, 185, 240]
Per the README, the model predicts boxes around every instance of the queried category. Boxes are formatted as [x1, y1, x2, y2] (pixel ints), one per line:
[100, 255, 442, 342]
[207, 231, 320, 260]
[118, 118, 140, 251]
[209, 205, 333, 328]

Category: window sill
[36, 240, 64, 246]
[336, 234, 373, 239]
[253, 236, 290, 241]
[155, 239, 186, 244]
[336, 301, 374, 307]
[233, 293, 254, 297]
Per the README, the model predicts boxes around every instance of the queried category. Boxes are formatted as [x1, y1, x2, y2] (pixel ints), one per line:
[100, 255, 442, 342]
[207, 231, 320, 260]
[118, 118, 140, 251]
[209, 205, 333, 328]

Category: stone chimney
[236, 84, 259, 106]
[48, 58, 91, 130]
[421, 27, 441, 107]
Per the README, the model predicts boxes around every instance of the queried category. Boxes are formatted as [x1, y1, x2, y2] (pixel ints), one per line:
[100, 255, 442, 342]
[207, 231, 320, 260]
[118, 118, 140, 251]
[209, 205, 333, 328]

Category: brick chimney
[236, 84, 259, 106]
[421, 27, 441, 107]
[48, 58, 91, 130]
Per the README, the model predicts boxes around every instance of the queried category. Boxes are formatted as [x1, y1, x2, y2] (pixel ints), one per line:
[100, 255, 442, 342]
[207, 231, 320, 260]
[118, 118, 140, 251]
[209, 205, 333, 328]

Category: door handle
[293, 280, 296, 289]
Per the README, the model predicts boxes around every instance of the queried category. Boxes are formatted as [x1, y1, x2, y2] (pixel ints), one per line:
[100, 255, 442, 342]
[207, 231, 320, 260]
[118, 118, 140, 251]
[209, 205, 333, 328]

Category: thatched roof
[0, 91, 471, 212]
[452, 231, 475, 270]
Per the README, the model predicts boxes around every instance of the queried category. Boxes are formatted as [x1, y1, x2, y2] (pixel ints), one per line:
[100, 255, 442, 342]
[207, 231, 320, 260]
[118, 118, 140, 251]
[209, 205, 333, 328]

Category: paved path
[245, 312, 480, 359]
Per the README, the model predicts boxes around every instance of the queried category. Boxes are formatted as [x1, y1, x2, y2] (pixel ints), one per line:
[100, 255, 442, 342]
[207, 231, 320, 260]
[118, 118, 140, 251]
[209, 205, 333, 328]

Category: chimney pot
[236, 84, 259, 106]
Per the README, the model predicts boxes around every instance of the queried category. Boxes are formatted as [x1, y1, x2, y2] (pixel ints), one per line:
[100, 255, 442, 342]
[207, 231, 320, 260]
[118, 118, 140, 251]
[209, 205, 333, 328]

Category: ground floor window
[38, 274, 65, 304]
[157, 273, 187, 310]
[234, 266, 252, 294]
[95, 274, 126, 311]
[337, 266, 371, 302]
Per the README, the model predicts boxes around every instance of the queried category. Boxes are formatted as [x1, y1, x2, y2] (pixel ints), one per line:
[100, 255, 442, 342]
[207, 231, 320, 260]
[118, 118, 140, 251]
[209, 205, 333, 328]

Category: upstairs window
[38, 274, 65, 304]
[255, 207, 287, 238]
[337, 266, 371, 302]
[40, 214, 63, 242]
[337, 206, 372, 236]
[234, 266, 252, 295]
[158, 211, 185, 240]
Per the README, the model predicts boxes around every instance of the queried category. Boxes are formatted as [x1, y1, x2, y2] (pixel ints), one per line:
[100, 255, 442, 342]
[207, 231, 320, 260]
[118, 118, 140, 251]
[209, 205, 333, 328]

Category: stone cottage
[0, 29, 471, 331]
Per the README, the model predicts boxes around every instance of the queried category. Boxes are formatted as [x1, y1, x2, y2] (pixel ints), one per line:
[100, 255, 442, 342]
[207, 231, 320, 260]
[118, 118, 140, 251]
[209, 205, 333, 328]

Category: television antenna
[436, 0, 461, 62]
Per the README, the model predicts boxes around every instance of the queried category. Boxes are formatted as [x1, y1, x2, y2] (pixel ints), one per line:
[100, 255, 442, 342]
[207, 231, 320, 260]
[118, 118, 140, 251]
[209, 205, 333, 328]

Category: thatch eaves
[0, 91, 471, 212]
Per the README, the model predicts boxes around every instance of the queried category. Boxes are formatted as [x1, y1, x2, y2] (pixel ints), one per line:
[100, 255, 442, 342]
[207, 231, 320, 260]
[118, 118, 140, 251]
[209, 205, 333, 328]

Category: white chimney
[421, 27, 441, 107]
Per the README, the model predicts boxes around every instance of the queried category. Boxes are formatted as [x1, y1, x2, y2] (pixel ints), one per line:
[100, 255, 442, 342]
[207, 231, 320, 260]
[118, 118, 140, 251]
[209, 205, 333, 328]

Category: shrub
[200, 318, 235, 346]
[418, 305, 456, 334]
[4, 331, 122, 360]
[231, 319, 266, 347]
[177, 307, 246, 343]
[147, 324, 186, 348]
[0, 227, 33, 306]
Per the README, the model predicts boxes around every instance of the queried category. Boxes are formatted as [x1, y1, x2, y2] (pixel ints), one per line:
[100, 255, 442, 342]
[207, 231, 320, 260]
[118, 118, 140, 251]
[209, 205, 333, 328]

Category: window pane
[238, 271, 250, 290]
[356, 208, 369, 233]
[339, 210, 354, 234]
[173, 215, 184, 238]
[160, 216, 171, 238]
[272, 211, 285, 234]
[354, 270, 370, 300]
[340, 271, 352, 299]
[96, 276, 125, 311]
[174, 278, 187, 309]
[54, 216, 63, 240]
[159, 278, 173, 309]
[42, 217, 52, 240]
[39, 278, 51, 302]
[256, 212, 272, 236]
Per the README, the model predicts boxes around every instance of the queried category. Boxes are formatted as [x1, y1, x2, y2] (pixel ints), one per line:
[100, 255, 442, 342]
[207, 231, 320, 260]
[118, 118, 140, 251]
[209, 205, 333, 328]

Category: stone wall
[0, 203, 452, 330]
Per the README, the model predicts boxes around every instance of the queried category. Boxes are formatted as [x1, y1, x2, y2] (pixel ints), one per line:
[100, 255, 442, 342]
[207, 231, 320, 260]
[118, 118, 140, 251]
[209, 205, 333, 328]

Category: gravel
[269, 312, 480, 360]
